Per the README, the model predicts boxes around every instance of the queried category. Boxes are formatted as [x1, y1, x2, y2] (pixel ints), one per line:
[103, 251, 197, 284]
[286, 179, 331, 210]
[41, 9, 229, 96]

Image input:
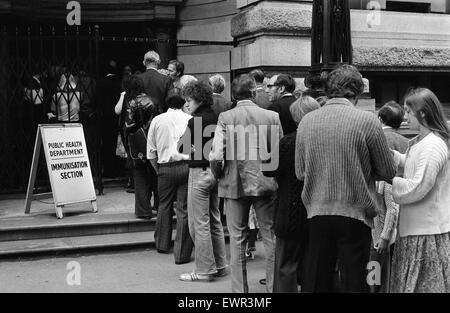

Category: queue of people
[133, 53, 450, 293]
[30, 49, 450, 293]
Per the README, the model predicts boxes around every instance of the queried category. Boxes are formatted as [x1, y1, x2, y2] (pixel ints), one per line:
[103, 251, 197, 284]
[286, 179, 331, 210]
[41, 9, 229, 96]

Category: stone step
[0, 213, 163, 242]
[0, 227, 230, 258]
[0, 231, 158, 258]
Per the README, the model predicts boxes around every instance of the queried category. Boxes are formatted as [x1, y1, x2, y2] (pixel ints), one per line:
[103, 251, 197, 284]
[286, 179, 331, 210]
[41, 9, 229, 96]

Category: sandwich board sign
[24, 123, 97, 219]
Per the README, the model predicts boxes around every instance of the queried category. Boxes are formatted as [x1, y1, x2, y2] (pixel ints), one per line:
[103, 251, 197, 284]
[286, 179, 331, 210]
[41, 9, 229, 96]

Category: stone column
[231, 0, 313, 78]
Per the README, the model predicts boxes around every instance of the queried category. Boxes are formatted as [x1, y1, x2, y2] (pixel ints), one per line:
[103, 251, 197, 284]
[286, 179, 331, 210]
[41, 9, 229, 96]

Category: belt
[159, 160, 188, 168]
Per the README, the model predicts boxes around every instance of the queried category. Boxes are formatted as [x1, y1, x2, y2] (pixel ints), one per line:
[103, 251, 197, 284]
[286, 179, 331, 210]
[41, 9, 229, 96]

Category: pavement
[0, 243, 268, 293]
[0, 185, 270, 293]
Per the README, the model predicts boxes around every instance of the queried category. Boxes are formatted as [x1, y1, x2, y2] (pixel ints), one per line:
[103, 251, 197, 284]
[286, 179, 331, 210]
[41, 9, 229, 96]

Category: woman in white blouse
[390, 88, 450, 293]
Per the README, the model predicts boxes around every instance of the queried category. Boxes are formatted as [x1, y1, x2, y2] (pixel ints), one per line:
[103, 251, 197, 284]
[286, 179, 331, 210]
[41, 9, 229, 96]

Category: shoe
[179, 272, 213, 282]
[213, 267, 229, 277]
[157, 249, 171, 254]
[136, 215, 152, 220]
[175, 260, 191, 265]
[259, 278, 266, 285]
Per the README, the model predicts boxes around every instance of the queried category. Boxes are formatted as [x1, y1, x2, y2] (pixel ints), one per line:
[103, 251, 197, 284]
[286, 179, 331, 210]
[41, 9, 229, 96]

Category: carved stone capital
[231, 2, 312, 39]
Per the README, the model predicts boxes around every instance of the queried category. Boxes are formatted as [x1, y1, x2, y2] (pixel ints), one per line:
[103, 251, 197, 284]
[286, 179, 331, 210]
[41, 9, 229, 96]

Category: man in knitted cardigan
[295, 65, 396, 293]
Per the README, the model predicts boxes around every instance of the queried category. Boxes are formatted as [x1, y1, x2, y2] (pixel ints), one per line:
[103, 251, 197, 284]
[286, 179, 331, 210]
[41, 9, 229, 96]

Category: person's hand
[47, 112, 56, 120]
[375, 239, 389, 254]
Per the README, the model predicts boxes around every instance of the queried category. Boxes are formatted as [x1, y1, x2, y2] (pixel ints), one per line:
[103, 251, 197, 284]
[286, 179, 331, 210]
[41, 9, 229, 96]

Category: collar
[213, 93, 221, 96]
[236, 100, 256, 108]
[281, 93, 294, 98]
[146, 67, 158, 72]
[382, 126, 393, 130]
[167, 108, 183, 113]
[193, 105, 214, 115]
[106, 73, 115, 77]
[256, 86, 265, 91]
[325, 98, 354, 107]
[409, 131, 434, 148]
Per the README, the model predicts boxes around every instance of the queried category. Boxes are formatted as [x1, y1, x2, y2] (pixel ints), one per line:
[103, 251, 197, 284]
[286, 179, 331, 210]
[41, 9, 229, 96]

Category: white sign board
[41, 124, 96, 206]
[25, 123, 97, 219]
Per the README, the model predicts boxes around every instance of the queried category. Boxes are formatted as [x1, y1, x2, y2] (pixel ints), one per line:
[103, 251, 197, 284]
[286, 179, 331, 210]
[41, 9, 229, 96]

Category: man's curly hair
[182, 80, 213, 107]
[325, 64, 364, 99]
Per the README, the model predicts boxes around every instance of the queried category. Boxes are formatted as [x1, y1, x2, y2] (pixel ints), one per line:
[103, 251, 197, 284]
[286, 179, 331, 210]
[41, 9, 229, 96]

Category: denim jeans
[224, 195, 276, 293]
[187, 167, 227, 275]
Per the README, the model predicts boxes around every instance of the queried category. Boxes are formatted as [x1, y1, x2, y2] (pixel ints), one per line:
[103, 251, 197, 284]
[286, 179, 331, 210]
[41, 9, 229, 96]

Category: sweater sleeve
[367, 121, 397, 182]
[380, 183, 399, 242]
[392, 138, 448, 205]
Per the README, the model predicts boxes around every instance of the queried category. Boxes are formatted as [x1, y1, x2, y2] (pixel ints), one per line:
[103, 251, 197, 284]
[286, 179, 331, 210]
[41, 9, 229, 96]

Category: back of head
[182, 80, 213, 108]
[249, 69, 266, 84]
[378, 101, 404, 130]
[127, 75, 146, 100]
[104, 59, 118, 75]
[143, 51, 161, 67]
[209, 74, 226, 94]
[232, 74, 256, 101]
[275, 74, 296, 94]
[122, 74, 134, 94]
[325, 65, 364, 100]
[166, 94, 186, 110]
[290, 95, 321, 125]
[404, 87, 449, 141]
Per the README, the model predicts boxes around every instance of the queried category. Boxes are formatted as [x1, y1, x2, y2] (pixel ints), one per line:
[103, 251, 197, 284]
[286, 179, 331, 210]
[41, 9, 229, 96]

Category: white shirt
[392, 132, 450, 237]
[147, 108, 192, 164]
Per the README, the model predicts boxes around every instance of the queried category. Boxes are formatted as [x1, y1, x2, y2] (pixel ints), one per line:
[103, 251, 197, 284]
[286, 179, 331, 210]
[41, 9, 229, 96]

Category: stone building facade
[177, 0, 450, 109]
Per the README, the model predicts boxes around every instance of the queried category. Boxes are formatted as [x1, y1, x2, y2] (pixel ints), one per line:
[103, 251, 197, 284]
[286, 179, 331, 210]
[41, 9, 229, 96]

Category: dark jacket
[97, 74, 121, 130]
[181, 106, 218, 168]
[212, 94, 232, 116]
[267, 95, 297, 135]
[263, 132, 307, 239]
[384, 128, 409, 154]
[138, 68, 171, 114]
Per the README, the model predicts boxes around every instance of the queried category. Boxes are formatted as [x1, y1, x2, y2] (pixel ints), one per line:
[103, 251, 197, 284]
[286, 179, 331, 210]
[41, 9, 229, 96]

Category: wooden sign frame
[24, 124, 98, 219]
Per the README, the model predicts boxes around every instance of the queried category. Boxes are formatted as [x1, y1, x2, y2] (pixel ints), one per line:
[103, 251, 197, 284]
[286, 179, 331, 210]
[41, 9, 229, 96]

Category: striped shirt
[295, 98, 396, 228]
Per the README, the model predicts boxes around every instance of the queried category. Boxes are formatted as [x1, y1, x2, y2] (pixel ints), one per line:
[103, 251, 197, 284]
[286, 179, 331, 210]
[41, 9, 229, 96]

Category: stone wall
[230, 1, 450, 73]
[177, 0, 238, 100]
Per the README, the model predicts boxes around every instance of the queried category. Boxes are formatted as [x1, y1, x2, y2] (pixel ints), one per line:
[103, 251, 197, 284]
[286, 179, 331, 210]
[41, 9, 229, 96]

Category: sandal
[179, 272, 213, 282]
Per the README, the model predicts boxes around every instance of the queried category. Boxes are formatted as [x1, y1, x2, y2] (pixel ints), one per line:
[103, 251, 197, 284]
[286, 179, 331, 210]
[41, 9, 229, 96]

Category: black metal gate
[0, 23, 233, 195]
[0, 24, 102, 194]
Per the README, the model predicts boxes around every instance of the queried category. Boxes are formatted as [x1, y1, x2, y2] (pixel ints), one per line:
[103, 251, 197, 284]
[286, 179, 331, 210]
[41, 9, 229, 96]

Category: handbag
[116, 134, 127, 158]
[128, 127, 148, 161]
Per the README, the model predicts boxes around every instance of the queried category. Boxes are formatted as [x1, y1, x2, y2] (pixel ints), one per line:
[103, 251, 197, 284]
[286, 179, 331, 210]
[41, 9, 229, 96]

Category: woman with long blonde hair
[390, 87, 450, 293]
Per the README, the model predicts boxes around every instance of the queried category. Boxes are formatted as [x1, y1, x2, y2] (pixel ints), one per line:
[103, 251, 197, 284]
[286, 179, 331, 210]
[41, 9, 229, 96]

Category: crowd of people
[25, 50, 450, 293]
